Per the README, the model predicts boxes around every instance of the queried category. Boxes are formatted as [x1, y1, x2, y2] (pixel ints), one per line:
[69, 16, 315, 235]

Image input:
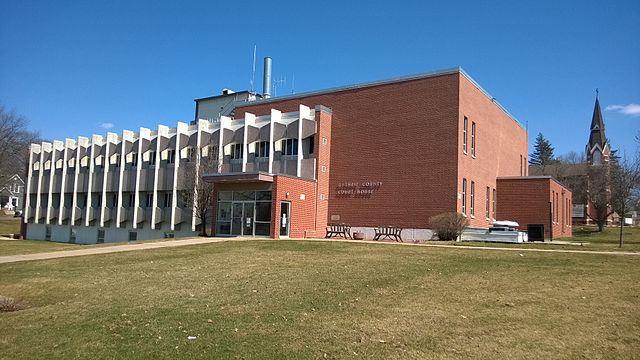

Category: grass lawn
[0, 239, 82, 256]
[0, 216, 21, 234]
[1, 240, 638, 359]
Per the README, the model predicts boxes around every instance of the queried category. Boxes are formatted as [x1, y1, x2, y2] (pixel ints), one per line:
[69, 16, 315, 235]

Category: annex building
[23, 66, 572, 243]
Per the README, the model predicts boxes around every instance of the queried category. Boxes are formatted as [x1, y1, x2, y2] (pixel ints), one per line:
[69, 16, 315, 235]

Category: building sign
[572, 204, 585, 218]
[335, 181, 383, 198]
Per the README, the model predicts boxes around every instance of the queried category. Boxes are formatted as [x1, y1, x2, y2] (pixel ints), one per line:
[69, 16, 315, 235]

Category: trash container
[527, 224, 544, 242]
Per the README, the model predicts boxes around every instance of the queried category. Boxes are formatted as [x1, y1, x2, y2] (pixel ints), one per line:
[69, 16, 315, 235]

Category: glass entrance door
[280, 201, 291, 237]
[231, 201, 255, 236]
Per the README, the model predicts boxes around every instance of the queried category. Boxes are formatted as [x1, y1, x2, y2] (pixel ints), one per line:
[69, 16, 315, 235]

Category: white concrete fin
[77, 136, 89, 147]
[219, 116, 232, 128]
[271, 109, 283, 124]
[122, 130, 135, 141]
[176, 122, 189, 133]
[107, 132, 119, 143]
[65, 138, 76, 147]
[197, 119, 210, 130]
[30, 144, 42, 152]
[139, 127, 152, 139]
[53, 140, 64, 150]
[244, 112, 256, 127]
[41, 142, 53, 151]
[91, 135, 104, 144]
[157, 125, 170, 136]
[299, 104, 312, 120]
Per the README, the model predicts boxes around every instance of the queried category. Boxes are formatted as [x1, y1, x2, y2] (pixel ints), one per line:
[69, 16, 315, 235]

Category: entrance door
[280, 201, 291, 237]
[231, 202, 255, 236]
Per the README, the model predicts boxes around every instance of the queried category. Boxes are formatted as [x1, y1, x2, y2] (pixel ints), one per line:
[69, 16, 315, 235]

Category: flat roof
[194, 90, 259, 102]
[203, 172, 274, 183]
[238, 66, 523, 129]
[497, 176, 569, 189]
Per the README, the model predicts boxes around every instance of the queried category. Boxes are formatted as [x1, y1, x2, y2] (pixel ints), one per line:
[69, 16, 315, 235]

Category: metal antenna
[250, 45, 257, 92]
[273, 76, 286, 97]
[291, 73, 295, 94]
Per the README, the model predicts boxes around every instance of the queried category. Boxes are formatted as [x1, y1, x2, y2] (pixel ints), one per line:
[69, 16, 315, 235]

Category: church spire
[588, 93, 607, 149]
[586, 92, 609, 164]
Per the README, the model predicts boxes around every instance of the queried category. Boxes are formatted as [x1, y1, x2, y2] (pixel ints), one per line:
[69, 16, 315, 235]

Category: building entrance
[216, 190, 272, 237]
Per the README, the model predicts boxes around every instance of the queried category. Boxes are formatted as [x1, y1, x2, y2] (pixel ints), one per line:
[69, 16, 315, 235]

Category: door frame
[279, 201, 291, 238]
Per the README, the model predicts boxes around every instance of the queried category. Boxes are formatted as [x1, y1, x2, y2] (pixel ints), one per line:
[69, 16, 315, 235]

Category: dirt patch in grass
[0, 296, 29, 313]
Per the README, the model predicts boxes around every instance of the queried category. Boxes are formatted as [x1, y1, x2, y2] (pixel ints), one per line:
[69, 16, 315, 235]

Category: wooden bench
[374, 225, 403, 242]
[325, 223, 352, 239]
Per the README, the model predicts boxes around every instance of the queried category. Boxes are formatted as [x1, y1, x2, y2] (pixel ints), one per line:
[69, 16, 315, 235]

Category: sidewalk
[1, 237, 638, 265]
[0, 237, 231, 264]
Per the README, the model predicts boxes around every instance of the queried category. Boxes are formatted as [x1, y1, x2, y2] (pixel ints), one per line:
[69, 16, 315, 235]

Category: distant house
[0, 174, 25, 211]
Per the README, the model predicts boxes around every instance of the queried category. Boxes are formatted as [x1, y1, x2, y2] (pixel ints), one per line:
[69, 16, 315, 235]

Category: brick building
[24, 66, 571, 243]
[497, 176, 572, 238]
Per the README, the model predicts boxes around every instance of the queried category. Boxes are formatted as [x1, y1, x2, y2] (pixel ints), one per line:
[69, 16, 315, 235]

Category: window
[256, 141, 270, 158]
[167, 149, 175, 164]
[463, 117, 468, 154]
[45, 226, 51, 240]
[163, 193, 172, 208]
[185, 147, 195, 162]
[462, 178, 467, 214]
[281, 138, 298, 156]
[147, 151, 157, 165]
[94, 156, 103, 168]
[97, 229, 105, 243]
[164, 232, 175, 239]
[129, 231, 137, 241]
[146, 193, 153, 207]
[70, 228, 76, 242]
[520, 155, 523, 176]
[111, 193, 118, 207]
[492, 188, 496, 220]
[470, 181, 475, 217]
[111, 154, 121, 167]
[68, 158, 75, 168]
[44, 160, 51, 170]
[486, 186, 490, 219]
[471, 122, 476, 156]
[55, 159, 63, 169]
[33, 161, 40, 171]
[524, 157, 527, 175]
[308, 135, 315, 154]
[230, 144, 243, 160]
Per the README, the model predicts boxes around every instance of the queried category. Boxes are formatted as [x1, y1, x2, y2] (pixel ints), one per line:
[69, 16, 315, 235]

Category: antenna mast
[250, 45, 257, 92]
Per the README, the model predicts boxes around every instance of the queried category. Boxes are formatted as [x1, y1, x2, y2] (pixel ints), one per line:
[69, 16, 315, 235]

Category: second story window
[147, 151, 156, 165]
[146, 193, 153, 208]
[230, 144, 243, 160]
[471, 122, 476, 157]
[256, 141, 270, 158]
[281, 138, 298, 156]
[163, 193, 172, 208]
[470, 181, 475, 217]
[166, 149, 176, 164]
[463, 117, 468, 154]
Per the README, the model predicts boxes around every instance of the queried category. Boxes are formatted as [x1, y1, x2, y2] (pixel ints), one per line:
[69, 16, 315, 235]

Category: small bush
[429, 212, 469, 241]
[0, 296, 29, 313]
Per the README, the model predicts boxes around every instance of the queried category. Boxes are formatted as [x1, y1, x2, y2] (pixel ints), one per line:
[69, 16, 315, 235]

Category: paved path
[0, 237, 230, 264]
[1, 237, 638, 265]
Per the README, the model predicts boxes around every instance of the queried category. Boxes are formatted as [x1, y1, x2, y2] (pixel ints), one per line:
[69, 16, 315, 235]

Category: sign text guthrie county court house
[335, 181, 383, 198]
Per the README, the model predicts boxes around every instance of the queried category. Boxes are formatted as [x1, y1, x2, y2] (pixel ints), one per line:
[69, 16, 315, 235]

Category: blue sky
[1, 0, 638, 157]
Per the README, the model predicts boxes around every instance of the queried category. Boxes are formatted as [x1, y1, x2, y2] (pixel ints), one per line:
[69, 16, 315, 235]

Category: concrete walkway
[0, 237, 230, 264]
[1, 237, 638, 265]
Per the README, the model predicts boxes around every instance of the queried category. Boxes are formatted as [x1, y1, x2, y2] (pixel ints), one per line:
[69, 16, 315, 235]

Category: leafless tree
[0, 105, 40, 178]
[178, 147, 218, 236]
[609, 153, 640, 247]
[585, 165, 614, 232]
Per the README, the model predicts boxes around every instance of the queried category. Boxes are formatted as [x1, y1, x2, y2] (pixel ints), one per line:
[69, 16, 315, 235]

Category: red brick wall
[313, 108, 332, 237]
[496, 177, 572, 238]
[458, 75, 529, 228]
[237, 73, 460, 229]
[272, 176, 317, 239]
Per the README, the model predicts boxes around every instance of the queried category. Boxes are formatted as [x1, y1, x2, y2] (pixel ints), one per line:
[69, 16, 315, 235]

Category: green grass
[1, 240, 639, 359]
[0, 239, 81, 256]
[0, 217, 20, 235]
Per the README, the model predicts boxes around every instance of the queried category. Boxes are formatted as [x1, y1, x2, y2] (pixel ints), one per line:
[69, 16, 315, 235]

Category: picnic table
[373, 225, 403, 242]
[325, 223, 352, 239]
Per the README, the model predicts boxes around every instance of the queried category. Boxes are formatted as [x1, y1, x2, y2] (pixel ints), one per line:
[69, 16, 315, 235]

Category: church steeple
[586, 91, 609, 165]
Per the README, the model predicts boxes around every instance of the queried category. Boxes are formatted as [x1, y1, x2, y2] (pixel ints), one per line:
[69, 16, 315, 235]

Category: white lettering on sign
[335, 181, 383, 198]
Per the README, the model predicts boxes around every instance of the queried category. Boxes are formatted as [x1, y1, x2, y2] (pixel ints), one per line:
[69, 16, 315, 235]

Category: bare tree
[610, 153, 640, 247]
[586, 165, 614, 232]
[0, 105, 40, 178]
[178, 147, 218, 236]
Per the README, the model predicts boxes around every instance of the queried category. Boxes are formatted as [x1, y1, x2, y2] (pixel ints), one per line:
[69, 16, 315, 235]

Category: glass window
[146, 193, 153, 207]
[492, 188, 496, 220]
[256, 141, 270, 158]
[216, 222, 231, 235]
[486, 187, 490, 219]
[167, 149, 175, 164]
[217, 202, 232, 221]
[45, 226, 51, 240]
[97, 229, 105, 243]
[233, 191, 255, 201]
[281, 138, 298, 156]
[463, 117, 468, 154]
[470, 181, 475, 217]
[471, 122, 476, 156]
[256, 191, 272, 201]
[218, 191, 232, 201]
[230, 144, 243, 159]
[70, 228, 76, 242]
[255, 202, 272, 222]
[461, 178, 467, 214]
[129, 231, 137, 241]
[254, 222, 271, 236]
